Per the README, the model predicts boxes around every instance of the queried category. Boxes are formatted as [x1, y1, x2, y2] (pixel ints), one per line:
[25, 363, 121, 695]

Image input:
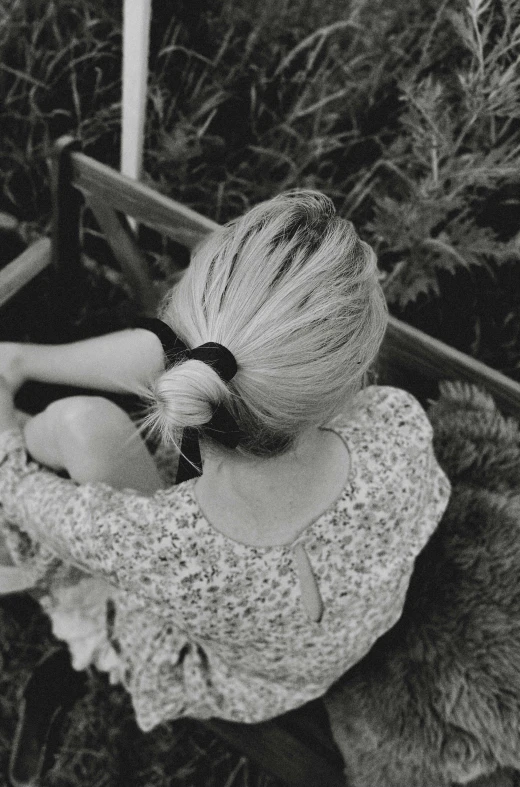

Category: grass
[1, 0, 519, 376]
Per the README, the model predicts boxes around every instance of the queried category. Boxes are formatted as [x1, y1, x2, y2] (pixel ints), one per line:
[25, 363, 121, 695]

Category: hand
[0, 343, 26, 394]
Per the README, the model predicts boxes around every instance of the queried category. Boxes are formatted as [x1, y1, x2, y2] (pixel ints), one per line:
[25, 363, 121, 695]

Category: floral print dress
[0, 386, 451, 731]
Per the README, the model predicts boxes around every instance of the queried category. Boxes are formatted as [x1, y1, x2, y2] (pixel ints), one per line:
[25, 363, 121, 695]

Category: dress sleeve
[379, 387, 451, 551]
[370, 386, 434, 452]
[0, 428, 184, 588]
[354, 387, 451, 550]
[421, 442, 452, 545]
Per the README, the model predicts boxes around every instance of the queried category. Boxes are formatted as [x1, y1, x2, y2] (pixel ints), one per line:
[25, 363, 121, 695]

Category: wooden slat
[203, 717, 345, 787]
[381, 316, 520, 418]
[121, 0, 152, 181]
[8, 145, 520, 420]
[87, 198, 158, 315]
[0, 237, 51, 308]
[69, 150, 218, 249]
[61, 142, 520, 414]
[66, 139, 520, 419]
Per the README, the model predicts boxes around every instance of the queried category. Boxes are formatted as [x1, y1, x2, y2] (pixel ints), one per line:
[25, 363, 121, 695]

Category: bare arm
[0, 329, 165, 395]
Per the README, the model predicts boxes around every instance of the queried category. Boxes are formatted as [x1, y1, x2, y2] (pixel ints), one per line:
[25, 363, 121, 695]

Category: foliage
[365, 0, 520, 308]
[0, 0, 122, 222]
[1, 0, 519, 338]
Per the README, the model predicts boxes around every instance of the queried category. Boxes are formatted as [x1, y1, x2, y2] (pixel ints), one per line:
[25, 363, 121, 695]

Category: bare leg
[1, 398, 164, 593]
[23, 396, 164, 494]
[22, 399, 166, 675]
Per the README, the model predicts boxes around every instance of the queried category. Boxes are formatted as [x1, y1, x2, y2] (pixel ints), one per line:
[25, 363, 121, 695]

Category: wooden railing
[0, 237, 51, 310]
[2, 136, 519, 418]
[1, 136, 520, 785]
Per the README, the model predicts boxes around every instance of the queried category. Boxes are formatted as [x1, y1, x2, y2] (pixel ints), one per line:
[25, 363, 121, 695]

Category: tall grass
[1, 0, 520, 360]
[146, 0, 520, 376]
[143, 0, 444, 218]
[1, 1, 119, 201]
[2, 0, 519, 331]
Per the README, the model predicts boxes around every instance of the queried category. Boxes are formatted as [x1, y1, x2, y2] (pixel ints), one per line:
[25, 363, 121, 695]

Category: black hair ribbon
[134, 317, 242, 483]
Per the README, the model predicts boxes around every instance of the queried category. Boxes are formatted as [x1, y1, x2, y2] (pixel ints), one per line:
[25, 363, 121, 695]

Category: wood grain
[87, 198, 158, 314]
[71, 151, 218, 248]
[0, 237, 51, 308]
[381, 316, 520, 417]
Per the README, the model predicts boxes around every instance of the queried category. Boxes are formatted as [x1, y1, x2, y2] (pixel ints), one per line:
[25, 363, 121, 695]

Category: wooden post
[48, 136, 85, 334]
[121, 0, 152, 181]
[49, 136, 83, 278]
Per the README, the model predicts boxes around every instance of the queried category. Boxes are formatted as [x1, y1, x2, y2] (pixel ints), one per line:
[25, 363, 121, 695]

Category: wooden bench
[2, 136, 520, 787]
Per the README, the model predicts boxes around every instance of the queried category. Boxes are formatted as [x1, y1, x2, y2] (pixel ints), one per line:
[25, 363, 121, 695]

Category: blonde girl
[0, 191, 450, 783]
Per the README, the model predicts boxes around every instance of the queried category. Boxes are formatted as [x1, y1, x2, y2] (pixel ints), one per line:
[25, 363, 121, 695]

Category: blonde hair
[147, 190, 388, 457]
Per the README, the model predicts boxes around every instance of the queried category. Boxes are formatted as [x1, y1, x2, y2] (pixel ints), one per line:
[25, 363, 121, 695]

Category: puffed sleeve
[0, 428, 184, 588]
[373, 386, 434, 452]
[379, 387, 452, 550]
[353, 386, 452, 551]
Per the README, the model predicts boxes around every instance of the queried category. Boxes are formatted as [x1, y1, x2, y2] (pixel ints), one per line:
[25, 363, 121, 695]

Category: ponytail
[145, 359, 230, 445]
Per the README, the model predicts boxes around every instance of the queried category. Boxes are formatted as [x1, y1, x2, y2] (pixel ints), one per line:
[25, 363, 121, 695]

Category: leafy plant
[0, 0, 519, 374]
[360, 0, 520, 308]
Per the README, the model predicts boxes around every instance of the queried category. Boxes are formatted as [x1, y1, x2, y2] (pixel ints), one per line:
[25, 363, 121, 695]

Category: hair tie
[189, 343, 237, 382]
[135, 317, 241, 483]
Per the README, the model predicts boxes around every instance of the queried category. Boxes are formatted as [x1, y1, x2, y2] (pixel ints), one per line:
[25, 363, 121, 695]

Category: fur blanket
[323, 381, 520, 787]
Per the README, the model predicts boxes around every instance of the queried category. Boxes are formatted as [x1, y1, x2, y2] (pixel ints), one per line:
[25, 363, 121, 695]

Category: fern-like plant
[360, 0, 520, 309]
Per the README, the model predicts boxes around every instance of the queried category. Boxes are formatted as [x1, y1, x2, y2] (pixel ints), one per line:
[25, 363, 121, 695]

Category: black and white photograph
[1, 1, 520, 785]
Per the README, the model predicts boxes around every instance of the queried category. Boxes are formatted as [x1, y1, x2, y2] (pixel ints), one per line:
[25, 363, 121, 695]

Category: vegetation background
[0, 0, 520, 784]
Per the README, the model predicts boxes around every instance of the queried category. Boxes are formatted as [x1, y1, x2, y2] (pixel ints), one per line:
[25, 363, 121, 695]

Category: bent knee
[45, 396, 133, 446]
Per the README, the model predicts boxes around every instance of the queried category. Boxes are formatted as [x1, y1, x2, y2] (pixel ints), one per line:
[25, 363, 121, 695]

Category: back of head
[150, 190, 388, 457]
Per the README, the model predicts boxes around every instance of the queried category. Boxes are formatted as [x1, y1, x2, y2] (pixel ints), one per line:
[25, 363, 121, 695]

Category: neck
[193, 425, 351, 546]
[199, 428, 329, 496]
